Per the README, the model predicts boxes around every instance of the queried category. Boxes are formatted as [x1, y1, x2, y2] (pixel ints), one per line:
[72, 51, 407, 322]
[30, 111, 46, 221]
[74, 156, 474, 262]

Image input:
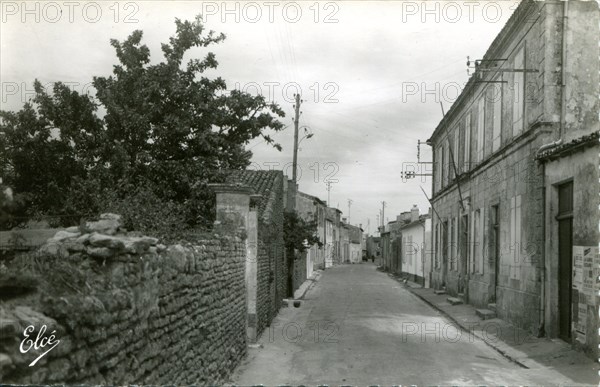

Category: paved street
[231, 263, 588, 385]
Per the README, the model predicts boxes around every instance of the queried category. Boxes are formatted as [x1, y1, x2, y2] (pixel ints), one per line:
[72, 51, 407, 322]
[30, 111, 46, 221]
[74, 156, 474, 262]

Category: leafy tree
[0, 81, 103, 226]
[0, 15, 285, 232]
[283, 211, 322, 297]
[283, 211, 323, 253]
[91, 15, 285, 228]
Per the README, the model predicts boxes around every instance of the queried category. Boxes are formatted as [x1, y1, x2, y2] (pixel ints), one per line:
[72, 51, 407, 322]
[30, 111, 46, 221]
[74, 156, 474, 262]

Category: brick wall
[0, 222, 247, 384]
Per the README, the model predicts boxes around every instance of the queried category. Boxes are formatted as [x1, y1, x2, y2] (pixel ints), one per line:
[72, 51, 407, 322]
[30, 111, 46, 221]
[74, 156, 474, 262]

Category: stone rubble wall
[0, 214, 247, 385]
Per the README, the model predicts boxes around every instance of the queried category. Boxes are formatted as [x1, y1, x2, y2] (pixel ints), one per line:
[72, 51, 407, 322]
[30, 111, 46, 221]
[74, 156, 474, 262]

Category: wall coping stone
[209, 183, 254, 195]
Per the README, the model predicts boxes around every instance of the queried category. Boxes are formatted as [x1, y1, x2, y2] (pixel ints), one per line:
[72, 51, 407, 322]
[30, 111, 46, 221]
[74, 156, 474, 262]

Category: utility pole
[292, 93, 302, 183]
[325, 180, 332, 205]
[381, 201, 386, 227]
[347, 199, 353, 224]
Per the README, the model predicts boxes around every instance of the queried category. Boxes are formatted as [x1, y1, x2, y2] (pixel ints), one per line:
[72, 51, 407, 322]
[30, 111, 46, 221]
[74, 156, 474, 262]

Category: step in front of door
[476, 308, 497, 320]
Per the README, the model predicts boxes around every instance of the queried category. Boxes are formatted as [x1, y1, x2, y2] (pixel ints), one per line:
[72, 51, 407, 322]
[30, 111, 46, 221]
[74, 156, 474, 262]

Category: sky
[0, 0, 519, 234]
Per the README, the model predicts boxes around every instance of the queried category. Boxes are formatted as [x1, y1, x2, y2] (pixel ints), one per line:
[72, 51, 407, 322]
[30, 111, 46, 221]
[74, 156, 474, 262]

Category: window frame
[512, 45, 525, 138]
[491, 76, 502, 152]
[477, 96, 485, 163]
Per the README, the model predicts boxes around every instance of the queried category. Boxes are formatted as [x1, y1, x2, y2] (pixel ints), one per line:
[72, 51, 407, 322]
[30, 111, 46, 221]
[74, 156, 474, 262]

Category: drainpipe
[559, 1, 568, 141]
[537, 0, 569, 337]
[420, 220, 427, 288]
[536, 0, 568, 156]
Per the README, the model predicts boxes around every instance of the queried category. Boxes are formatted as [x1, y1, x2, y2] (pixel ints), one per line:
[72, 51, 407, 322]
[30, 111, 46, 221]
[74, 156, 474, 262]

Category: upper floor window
[491, 80, 502, 152]
[442, 141, 449, 187]
[435, 146, 443, 193]
[463, 112, 471, 172]
[446, 137, 453, 183]
[477, 97, 485, 162]
[512, 46, 525, 137]
[453, 126, 460, 175]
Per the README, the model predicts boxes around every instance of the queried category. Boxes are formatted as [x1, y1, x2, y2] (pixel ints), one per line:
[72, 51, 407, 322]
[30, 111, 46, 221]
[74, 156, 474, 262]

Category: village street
[1, 1, 599, 385]
[230, 263, 594, 386]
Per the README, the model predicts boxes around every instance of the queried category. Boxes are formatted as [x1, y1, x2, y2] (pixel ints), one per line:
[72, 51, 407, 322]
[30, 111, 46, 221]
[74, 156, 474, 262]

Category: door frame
[555, 180, 574, 342]
[489, 203, 500, 304]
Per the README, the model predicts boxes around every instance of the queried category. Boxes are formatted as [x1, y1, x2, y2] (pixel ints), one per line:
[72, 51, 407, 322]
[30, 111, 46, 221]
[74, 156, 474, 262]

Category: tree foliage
[283, 211, 323, 254]
[0, 15, 285, 233]
[0, 81, 103, 225]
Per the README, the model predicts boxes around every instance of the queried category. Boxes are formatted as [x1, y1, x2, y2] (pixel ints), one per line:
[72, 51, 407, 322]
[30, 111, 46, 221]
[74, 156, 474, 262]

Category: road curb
[295, 270, 323, 300]
[394, 275, 529, 369]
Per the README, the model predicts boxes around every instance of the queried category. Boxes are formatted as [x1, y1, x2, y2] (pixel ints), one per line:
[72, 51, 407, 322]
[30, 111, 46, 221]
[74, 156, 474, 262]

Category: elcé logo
[19, 325, 60, 366]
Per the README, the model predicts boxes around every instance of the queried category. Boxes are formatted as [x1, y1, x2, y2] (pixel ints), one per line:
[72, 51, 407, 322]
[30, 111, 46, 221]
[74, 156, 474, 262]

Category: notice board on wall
[572, 246, 600, 344]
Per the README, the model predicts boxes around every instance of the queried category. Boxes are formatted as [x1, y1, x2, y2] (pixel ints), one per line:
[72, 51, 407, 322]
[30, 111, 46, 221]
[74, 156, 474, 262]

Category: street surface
[231, 263, 589, 385]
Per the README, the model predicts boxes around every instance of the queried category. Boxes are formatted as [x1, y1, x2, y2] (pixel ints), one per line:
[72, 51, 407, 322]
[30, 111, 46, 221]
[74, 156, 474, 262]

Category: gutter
[535, 138, 563, 158]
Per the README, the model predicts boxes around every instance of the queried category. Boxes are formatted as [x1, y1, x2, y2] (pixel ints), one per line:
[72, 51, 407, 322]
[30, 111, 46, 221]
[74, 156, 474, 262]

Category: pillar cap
[209, 183, 254, 195]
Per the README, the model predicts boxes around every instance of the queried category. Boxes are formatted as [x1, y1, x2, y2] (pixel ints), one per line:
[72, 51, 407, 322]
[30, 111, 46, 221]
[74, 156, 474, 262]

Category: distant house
[340, 218, 363, 264]
[379, 224, 391, 270]
[366, 236, 381, 260]
[324, 207, 342, 267]
[295, 191, 327, 276]
[399, 206, 432, 287]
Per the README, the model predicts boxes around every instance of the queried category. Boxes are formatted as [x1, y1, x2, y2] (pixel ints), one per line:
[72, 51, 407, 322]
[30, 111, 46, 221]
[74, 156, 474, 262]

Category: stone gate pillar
[246, 194, 262, 343]
[210, 183, 260, 344]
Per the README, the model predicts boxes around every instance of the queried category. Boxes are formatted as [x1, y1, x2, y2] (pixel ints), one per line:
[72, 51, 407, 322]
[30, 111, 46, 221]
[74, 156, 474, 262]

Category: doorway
[556, 181, 573, 341]
[491, 205, 500, 303]
[442, 220, 449, 286]
[459, 214, 469, 294]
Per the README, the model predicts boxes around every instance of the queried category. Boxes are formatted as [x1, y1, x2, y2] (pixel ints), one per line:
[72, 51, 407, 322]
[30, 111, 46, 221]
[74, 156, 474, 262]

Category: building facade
[295, 191, 327, 275]
[427, 0, 599, 358]
[347, 223, 363, 264]
[399, 206, 432, 286]
[324, 207, 342, 267]
[366, 236, 381, 261]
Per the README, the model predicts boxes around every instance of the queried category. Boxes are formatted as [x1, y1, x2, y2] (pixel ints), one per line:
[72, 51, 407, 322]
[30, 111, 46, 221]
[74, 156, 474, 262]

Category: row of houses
[225, 170, 366, 300]
[384, 0, 599, 360]
[295, 189, 366, 280]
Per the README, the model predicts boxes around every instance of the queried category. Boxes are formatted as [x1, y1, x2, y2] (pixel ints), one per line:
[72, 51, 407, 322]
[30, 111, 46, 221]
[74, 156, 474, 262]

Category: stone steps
[446, 297, 463, 305]
[476, 308, 497, 320]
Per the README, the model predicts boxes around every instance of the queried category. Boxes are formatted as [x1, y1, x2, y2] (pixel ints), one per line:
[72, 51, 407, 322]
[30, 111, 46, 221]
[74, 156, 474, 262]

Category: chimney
[411, 205, 419, 222]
